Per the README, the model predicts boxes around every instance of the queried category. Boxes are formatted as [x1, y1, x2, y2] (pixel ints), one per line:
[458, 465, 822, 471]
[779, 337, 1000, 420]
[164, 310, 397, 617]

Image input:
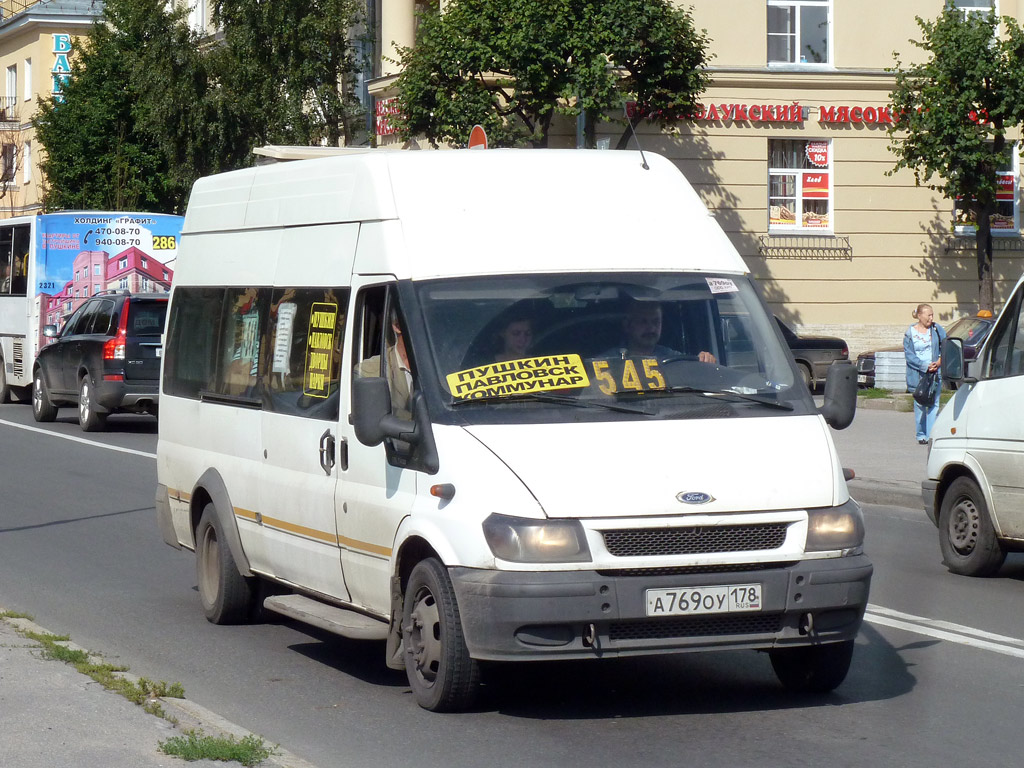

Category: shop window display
[768, 139, 832, 232]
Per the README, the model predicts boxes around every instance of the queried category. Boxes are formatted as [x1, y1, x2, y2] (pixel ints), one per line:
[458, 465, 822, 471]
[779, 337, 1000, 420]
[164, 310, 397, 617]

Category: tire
[32, 369, 57, 422]
[402, 557, 479, 712]
[798, 363, 813, 391]
[0, 356, 10, 404]
[770, 639, 854, 694]
[78, 376, 107, 432]
[195, 503, 255, 624]
[938, 476, 1006, 576]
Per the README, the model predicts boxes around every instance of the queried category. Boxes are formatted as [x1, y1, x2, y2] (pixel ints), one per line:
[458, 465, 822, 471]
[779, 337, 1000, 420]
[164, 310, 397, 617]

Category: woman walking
[904, 303, 946, 444]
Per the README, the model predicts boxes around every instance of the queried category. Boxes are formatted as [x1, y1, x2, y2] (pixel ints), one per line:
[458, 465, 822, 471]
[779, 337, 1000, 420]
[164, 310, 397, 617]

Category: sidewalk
[830, 396, 928, 511]
[0, 613, 316, 768]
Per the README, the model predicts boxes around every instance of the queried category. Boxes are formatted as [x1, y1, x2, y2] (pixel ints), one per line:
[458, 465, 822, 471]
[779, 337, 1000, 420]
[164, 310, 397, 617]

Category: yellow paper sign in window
[447, 354, 591, 400]
[303, 302, 338, 398]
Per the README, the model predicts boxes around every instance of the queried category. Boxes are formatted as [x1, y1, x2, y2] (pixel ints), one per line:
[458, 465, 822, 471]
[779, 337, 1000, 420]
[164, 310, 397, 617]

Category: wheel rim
[198, 525, 220, 607]
[79, 381, 90, 421]
[948, 496, 980, 555]
[33, 375, 43, 414]
[407, 585, 443, 688]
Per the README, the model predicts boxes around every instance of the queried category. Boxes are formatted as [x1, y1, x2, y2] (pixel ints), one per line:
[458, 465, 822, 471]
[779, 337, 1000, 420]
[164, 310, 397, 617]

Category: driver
[605, 302, 716, 363]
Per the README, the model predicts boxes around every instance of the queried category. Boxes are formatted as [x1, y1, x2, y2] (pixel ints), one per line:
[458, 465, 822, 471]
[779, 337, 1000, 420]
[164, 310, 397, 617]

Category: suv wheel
[78, 376, 107, 432]
[32, 369, 57, 422]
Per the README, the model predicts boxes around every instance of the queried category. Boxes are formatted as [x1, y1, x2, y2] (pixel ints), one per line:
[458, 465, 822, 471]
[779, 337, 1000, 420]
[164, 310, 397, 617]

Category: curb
[0, 613, 318, 768]
[848, 479, 922, 511]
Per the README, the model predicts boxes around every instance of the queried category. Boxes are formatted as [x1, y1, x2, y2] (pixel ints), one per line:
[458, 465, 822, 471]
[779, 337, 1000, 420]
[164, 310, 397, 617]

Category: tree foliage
[889, 6, 1024, 310]
[392, 0, 710, 149]
[33, 0, 366, 215]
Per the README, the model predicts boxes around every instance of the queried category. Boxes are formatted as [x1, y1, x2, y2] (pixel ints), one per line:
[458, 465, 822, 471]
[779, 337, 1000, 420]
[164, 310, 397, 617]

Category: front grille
[597, 562, 793, 578]
[602, 523, 788, 557]
[610, 613, 783, 641]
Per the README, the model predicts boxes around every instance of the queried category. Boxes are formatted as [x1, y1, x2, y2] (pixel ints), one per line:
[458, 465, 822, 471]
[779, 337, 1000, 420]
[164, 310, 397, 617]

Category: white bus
[0, 211, 184, 402]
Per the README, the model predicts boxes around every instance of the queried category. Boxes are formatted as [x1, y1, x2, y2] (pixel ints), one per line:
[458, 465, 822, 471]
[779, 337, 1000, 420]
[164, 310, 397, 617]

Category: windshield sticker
[302, 302, 338, 398]
[447, 355, 591, 399]
[706, 277, 738, 294]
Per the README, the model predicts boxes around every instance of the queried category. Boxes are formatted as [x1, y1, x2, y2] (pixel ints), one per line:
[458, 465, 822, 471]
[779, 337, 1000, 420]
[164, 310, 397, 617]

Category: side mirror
[941, 337, 967, 384]
[350, 376, 439, 474]
[819, 362, 857, 430]
[43, 324, 58, 338]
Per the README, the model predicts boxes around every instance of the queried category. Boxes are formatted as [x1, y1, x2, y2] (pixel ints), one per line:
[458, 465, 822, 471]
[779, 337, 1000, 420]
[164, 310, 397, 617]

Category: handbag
[912, 371, 937, 406]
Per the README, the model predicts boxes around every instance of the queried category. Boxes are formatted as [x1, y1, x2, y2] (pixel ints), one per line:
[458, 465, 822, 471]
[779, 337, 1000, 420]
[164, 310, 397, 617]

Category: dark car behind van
[32, 291, 167, 431]
[774, 317, 849, 389]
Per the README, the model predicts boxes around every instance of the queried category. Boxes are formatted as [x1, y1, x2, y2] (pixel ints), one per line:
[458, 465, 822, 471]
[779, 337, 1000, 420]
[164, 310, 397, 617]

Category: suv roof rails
[92, 289, 132, 297]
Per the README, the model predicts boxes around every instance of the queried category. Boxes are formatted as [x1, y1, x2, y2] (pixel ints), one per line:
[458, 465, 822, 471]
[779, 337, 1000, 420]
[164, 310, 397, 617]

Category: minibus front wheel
[402, 558, 479, 712]
[196, 504, 255, 624]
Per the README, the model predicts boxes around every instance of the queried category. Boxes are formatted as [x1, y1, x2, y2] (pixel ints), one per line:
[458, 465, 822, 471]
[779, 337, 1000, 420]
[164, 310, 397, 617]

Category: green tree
[889, 5, 1024, 311]
[213, 0, 367, 147]
[392, 0, 710, 149]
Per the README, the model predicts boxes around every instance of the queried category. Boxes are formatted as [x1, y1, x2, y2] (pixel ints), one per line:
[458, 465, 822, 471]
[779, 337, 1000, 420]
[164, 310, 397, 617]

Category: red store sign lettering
[680, 102, 897, 126]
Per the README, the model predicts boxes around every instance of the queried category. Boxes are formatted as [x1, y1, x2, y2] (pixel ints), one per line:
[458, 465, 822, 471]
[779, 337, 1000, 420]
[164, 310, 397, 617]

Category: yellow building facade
[0, 0, 99, 217]
[368, 0, 1024, 353]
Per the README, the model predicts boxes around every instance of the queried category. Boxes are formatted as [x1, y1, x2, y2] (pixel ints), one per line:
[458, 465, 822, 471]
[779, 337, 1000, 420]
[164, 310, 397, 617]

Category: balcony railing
[0, 96, 16, 122]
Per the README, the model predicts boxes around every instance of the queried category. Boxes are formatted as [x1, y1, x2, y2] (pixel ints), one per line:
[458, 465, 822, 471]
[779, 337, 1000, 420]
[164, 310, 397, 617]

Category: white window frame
[767, 0, 833, 68]
[952, 0, 998, 17]
[768, 138, 835, 234]
[22, 140, 30, 184]
[954, 142, 1019, 236]
[23, 58, 30, 101]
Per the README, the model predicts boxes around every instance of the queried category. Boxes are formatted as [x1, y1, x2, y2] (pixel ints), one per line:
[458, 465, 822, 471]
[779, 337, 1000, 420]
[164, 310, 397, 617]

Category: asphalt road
[3, 403, 1024, 768]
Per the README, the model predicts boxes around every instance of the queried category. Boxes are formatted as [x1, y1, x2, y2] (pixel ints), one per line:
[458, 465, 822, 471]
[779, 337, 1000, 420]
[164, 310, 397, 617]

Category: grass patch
[21, 630, 184, 710]
[858, 387, 893, 399]
[159, 729, 275, 766]
[0, 610, 33, 620]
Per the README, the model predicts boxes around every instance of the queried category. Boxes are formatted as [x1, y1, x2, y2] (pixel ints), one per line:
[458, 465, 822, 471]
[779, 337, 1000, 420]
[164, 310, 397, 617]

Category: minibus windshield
[415, 273, 806, 418]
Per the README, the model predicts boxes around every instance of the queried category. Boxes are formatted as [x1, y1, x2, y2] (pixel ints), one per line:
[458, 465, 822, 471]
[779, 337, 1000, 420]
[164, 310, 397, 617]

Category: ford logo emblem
[676, 491, 714, 505]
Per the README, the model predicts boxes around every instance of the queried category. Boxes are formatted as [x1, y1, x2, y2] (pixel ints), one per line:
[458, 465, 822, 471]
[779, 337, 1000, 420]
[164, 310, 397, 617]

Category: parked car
[774, 317, 849, 388]
[856, 311, 995, 387]
[32, 291, 167, 431]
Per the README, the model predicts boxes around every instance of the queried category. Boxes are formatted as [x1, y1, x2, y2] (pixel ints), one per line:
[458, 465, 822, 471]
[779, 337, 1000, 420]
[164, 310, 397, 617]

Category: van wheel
[32, 369, 57, 422]
[78, 376, 107, 432]
[770, 639, 854, 693]
[939, 476, 1006, 576]
[402, 558, 479, 712]
[196, 504, 255, 624]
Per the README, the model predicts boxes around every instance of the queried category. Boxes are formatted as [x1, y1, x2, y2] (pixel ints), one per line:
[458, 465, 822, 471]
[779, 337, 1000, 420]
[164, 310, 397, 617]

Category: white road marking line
[0, 418, 156, 460]
[865, 605, 1024, 659]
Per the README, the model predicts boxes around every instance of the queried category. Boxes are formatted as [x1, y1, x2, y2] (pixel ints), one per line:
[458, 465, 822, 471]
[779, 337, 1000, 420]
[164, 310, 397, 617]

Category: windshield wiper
[654, 386, 794, 411]
[452, 392, 653, 415]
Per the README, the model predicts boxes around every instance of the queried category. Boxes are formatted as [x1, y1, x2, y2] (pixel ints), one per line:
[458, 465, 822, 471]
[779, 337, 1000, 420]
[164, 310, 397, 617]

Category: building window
[118, 257, 128, 269]
[1, 144, 15, 183]
[94, 284, 100, 294]
[188, 0, 207, 33]
[953, 0, 997, 16]
[23, 58, 30, 101]
[955, 144, 1018, 234]
[768, 139, 832, 231]
[22, 141, 30, 184]
[767, 0, 830, 65]
[93, 263, 101, 276]
[119, 277, 129, 290]
[141, 257, 148, 268]
[141, 278, 150, 292]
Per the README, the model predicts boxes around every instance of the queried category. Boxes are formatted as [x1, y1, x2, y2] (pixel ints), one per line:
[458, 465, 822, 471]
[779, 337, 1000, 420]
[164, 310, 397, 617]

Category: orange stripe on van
[338, 535, 392, 558]
[260, 515, 338, 545]
[231, 510, 391, 557]
[234, 507, 258, 522]
[168, 488, 191, 503]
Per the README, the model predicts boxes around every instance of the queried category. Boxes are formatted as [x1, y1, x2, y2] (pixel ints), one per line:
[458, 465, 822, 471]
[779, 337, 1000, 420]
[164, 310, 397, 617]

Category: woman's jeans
[913, 382, 941, 441]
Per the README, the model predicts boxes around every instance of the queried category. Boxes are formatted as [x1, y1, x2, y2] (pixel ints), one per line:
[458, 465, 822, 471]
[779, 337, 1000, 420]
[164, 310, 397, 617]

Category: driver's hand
[698, 351, 717, 364]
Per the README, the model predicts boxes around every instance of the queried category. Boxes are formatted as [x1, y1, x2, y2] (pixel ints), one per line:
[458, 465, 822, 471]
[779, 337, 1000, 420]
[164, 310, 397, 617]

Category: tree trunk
[975, 202, 995, 313]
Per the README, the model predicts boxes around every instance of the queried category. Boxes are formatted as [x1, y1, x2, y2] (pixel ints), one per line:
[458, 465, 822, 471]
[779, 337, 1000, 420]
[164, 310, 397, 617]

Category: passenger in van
[604, 302, 716, 363]
[494, 314, 533, 362]
[357, 311, 414, 421]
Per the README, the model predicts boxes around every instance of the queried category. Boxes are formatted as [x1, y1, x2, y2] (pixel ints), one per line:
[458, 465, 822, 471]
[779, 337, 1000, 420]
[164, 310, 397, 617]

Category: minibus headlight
[482, 514, 592, 563]
[805, 500, 865, 552]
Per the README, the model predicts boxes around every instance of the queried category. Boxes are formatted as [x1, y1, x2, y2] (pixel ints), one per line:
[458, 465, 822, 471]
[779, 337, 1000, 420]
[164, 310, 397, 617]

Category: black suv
[32, 291, 168, 431]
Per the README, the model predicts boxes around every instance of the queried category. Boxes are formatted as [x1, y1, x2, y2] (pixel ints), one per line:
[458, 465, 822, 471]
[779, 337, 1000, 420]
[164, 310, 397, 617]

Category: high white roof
[183, 149, 748, 279]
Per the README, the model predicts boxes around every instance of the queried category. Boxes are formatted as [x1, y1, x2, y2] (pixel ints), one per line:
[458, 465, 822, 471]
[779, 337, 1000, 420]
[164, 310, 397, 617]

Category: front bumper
[450, 555, 872, 662]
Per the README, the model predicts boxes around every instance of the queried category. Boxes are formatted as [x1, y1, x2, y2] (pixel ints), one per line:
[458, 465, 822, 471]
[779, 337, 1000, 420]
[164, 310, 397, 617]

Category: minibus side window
[216, 287, 266, 398]
[265, 287, 348, 420]
[164, 287, 226, 399]
[985, 291, 1024, 379]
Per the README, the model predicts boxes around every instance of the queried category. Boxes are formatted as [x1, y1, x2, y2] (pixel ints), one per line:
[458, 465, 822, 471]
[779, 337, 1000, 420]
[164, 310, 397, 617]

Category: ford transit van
[926, 274, 1024, 576]
[156, 149, 871, 711]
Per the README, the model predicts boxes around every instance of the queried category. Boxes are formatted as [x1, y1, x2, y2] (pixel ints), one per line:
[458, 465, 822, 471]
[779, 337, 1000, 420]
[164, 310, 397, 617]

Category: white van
[156, 149, 871, 711]
[926, 275, 1024, 576]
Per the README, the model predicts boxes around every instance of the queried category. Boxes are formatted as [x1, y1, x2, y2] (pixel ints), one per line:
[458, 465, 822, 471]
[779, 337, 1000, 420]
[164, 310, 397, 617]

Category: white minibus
[156, 149, 871, 711]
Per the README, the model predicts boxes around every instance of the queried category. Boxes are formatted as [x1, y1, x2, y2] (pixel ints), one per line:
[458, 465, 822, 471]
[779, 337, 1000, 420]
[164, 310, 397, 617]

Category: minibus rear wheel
[769, 638, 854, 694]
[402, 558, 479, 712]
[196, 504, 255, 624]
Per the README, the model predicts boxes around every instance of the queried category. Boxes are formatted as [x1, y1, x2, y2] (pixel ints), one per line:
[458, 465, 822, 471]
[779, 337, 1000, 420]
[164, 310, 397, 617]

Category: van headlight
[482, 514, 592, 563]
[805, 499, 865, 553]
